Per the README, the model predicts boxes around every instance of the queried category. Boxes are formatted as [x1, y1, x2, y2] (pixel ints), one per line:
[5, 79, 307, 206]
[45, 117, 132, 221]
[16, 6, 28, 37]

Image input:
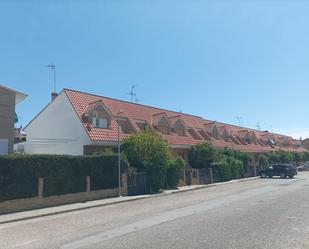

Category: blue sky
[1, 0, 308, 138]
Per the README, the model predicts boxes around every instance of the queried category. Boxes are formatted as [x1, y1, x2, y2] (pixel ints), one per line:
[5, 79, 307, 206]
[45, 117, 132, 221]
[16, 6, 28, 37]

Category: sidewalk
[0, 176, 259, 225]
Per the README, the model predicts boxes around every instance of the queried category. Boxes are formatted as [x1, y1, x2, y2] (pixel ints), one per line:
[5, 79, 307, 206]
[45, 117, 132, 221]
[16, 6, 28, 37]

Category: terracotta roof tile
[64, 88, 306, 153]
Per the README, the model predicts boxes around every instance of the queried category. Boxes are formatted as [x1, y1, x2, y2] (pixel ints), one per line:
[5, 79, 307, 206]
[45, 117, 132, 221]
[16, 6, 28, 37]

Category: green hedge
[0, 154, 126, 202]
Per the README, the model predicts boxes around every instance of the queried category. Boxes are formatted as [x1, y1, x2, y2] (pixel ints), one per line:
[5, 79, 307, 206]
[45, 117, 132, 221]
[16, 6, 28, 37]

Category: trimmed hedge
[0, 154, 126, 202]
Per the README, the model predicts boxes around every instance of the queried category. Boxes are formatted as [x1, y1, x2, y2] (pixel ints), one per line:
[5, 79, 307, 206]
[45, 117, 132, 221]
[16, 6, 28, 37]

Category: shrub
[258, 154, 269, 170]
[213, 159, 231, 182]
[230, 158, 244, 179]
[0, 154, 124, 202]
[303, 151, 309, 162]
[166, 157, 185, 189]
[189, 141, 217, 169]
[121, 129, 173, 191]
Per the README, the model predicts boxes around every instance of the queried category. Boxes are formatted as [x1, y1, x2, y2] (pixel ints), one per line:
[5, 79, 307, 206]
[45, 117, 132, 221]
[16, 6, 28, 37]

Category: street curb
[0, 176, 259, 225]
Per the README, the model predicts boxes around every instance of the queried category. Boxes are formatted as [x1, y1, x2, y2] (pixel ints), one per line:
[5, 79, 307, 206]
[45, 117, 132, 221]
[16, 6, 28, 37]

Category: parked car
[260, 164, 297, 179]
[297, 165, 305, 171]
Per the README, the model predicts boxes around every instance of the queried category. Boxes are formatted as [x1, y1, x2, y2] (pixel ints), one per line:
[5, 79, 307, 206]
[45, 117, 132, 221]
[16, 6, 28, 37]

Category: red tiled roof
[64, 88, 306, 153]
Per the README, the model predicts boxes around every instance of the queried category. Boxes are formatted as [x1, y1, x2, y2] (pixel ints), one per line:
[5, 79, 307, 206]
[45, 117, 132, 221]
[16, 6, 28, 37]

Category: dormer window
[84, 100, 111, 129]
[152, 113, 172, 135]
[92, 111, 108, 128]
[204, 122, 220, 140]
[173, 119, 186, 136]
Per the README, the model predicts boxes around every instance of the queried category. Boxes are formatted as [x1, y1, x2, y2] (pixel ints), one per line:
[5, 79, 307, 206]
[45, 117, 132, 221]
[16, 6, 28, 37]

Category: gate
[199, 168, 210, 185]
[128, 172, 150, 196]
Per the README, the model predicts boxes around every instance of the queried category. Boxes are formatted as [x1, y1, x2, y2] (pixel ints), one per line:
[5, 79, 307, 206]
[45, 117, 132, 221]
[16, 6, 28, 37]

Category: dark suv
[260, 164, 297, 179]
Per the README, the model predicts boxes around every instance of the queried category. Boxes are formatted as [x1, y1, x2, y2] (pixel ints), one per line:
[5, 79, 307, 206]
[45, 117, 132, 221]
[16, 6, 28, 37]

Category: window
[158, 125, 170, 135]
[92, 111, 108, 128]
[99, 118, 108, 128]
[92, 111, 98, 127]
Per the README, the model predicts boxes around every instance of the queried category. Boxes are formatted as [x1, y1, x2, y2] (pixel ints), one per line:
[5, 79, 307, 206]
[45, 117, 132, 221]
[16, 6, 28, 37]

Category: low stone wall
[0, 173, 128, 215]
[0, 188, 118, 215]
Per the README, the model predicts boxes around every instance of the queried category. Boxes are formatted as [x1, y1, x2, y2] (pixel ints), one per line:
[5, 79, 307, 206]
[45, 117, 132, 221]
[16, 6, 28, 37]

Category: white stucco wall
[23, 92, 91, 155]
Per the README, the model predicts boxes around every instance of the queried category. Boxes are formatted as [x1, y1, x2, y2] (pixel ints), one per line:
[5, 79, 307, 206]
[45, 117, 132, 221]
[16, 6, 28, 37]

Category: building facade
[23, 88, 307, 161]
[0, 84, 27, 154]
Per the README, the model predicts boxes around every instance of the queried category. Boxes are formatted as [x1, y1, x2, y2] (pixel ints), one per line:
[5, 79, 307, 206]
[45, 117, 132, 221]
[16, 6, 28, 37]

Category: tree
[233, 150, 252, 174]
[188, 141, 217, 169]
[302, 151, 309, 162]
[121, 129, 175, 191]
[291, 152, 302, 165]
[213, 158, 232, 181]
[166, 156, 185, 189]
[258, 154, 269, 170]
[268, 152, 280, 163]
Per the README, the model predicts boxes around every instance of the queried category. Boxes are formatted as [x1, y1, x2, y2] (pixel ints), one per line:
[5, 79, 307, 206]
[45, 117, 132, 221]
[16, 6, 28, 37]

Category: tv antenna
[235, 116, 243, 127]
[46, 64, 56, 92]
[270, 125, 273, 132]
[256, 122, 261, 130]
[127, 84, 138, 103]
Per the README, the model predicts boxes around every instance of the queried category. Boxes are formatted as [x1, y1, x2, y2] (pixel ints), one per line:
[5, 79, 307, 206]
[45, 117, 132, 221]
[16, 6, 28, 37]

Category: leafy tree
[234, 150, 252, 174]
[291, 152, 302, 165]
[121, 129, 174, 191]
[166, 157, 185, 189]
[188, 141, 217, 169]
[230, 158, 244, 179]
[302, 151, 309, 162]
[213, 158, 231, 181]
[222, 147, 234, 158]
[278, 151, 293, 164]
[258, 154, 269, 170]
[268, 152, 280, 163]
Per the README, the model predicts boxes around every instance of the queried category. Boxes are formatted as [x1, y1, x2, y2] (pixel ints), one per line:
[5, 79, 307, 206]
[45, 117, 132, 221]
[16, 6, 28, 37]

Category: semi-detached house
[23, 89, 307, 164]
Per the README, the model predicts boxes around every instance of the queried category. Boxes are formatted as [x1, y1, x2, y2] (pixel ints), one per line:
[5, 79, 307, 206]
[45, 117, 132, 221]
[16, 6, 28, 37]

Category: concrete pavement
[1, 173, 308, 249]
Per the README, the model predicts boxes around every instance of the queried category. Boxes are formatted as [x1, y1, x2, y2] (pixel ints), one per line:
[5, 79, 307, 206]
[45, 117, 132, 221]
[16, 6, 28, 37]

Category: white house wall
[23, 92, 91, 155]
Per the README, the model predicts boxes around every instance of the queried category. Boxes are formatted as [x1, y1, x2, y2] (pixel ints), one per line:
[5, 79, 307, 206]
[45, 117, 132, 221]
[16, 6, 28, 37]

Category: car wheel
[289, 175, 294, 179]
[269, 175, 273, 178]
[280, 173, 286, 179]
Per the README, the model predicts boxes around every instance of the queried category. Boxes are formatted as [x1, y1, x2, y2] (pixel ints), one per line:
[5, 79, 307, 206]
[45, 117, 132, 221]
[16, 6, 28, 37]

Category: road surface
[1, 172, 309, 249]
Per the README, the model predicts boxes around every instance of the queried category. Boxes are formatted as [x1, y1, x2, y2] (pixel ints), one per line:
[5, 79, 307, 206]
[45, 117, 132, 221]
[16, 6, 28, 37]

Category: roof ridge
[63, 88, 204, 119]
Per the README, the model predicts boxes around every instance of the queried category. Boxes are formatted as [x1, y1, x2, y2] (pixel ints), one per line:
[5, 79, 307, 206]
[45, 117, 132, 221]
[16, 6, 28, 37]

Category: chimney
[51, 92, 58, 101]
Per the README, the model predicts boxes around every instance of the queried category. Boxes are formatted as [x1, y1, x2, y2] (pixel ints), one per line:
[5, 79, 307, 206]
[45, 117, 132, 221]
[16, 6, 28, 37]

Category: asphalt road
[1, 172, 309, 249]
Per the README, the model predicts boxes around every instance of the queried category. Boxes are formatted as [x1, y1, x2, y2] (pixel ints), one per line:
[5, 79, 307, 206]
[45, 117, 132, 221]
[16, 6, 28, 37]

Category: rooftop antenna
[235, 116, 243, 127]
[135, 96, 143, 104]
[46, 64, 56, 92]
[270, 125, 273, 133]
[256, 122, 261, 130]
[127, 84, 138, 102]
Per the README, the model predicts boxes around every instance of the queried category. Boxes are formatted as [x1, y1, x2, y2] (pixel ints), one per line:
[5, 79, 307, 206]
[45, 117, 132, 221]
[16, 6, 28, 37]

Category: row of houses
[7, 87, 304, 165]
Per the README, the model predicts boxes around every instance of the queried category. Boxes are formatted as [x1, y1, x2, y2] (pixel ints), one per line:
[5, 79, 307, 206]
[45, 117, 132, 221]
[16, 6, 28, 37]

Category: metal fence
[128, 172, 150, 196]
